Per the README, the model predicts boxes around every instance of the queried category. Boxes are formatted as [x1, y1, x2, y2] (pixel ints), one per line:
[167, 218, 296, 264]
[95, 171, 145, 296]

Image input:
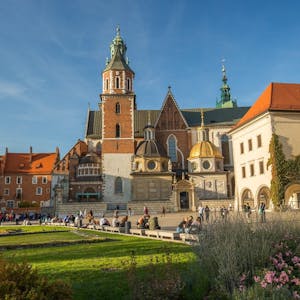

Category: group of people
[176, 215, 202, 234]
[137, 214, 161, 230]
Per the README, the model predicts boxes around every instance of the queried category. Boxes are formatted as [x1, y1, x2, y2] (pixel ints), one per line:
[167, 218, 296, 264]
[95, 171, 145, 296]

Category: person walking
[258, 202, 266, 223]
[204, 205, 210, 222]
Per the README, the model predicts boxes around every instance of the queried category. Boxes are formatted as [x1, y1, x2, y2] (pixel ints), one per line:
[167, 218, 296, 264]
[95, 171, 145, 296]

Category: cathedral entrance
[180, 192, 189, 209]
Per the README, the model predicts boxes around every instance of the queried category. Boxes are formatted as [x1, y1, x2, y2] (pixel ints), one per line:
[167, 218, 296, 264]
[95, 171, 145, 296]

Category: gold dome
[188, 141, 223, 159]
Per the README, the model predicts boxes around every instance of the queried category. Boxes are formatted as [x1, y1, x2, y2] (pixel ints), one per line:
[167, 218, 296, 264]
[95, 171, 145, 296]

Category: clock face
[148, 160, 156, 170]
[202, 160, 211, 170]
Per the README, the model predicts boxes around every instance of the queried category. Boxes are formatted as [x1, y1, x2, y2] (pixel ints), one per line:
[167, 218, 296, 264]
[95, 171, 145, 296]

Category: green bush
[18, 201, 39, 208]
[0, 257, 72, 300]
[195, 213, 300, 298]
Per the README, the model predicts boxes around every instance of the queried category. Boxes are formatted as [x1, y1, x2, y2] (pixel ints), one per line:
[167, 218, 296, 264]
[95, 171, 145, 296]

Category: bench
[144, 230, 160, 238]
[158, 231, 180, 240]
[179, 233, 198, 242]
[129, 228, 145, 236]
[103, 226, 125, 233]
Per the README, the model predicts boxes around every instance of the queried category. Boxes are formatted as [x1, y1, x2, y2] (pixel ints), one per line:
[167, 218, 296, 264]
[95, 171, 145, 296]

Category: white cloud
[0, 80, 26, 98]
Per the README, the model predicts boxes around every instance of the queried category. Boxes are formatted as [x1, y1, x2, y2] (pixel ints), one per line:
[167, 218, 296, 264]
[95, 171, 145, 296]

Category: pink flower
[293, 291, 300, 299]
[286, 250, 292, 257]
[253, 275, 260, 283]
[261, 280, 267, 288]
[264, 271, 276, 283]
[279, 271, 289, 284]
[240, 273, 247, 282]
[291, 278, 300, 286]
[292, 256, 300, 264]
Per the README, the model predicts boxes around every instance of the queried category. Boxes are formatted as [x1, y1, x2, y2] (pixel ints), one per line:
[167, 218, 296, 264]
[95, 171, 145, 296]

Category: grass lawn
[0, 226, 207, 299]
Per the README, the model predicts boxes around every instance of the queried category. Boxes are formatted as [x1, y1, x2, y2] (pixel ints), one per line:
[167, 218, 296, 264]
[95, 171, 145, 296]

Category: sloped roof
[182, 107, 250, 127]
[234, 82, 300, 130]
[86, 106, 249, 139]
[104, 47, 134, 73]
[4, 153, 58, 174]
[86, 110, 102, 138]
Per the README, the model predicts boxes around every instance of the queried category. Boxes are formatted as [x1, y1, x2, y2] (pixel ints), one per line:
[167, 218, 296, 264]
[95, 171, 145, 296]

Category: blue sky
[1, 0, 300, 156]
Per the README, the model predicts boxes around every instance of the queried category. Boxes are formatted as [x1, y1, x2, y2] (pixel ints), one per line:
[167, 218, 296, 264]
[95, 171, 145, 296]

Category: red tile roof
[234, 82, 300, 129]
[4, 153, 58, 174]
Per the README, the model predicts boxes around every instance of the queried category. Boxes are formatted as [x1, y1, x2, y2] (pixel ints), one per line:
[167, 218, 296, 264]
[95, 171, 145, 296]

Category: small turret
[216, 60, 237, 108]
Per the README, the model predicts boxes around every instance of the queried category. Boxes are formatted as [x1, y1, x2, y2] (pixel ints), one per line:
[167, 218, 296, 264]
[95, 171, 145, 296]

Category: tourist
[204, 205, 210, 222]
[259, 202, 266, 223]
[100, 215, 110, 226]
[143, 206, 148, 216]
[149, 216, 161, 230]
[119, 215, 128, 227]
[112, 215, 120, 227]
[190, 217, 202, 233]
[246, 203, 251, 218]
[162, 206, 166, 217]
[137, 216, 146, 229]
[198, 203, 204, 221]
[176, 219, 187, 233]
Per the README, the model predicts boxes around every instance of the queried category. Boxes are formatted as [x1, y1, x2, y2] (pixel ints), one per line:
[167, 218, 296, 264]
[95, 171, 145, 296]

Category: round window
[202, 160, 211, 170]
[148, 161, 156, 170]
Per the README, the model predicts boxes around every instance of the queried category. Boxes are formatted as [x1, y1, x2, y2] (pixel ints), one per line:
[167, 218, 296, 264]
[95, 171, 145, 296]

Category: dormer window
[115, 102, 121, 114]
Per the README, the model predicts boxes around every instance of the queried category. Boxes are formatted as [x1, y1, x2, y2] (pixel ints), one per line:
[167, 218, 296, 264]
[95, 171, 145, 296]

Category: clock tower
[100, 27, 135, 203]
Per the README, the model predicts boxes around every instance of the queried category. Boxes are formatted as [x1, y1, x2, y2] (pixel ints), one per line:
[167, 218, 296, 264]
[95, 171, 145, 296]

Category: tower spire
[216, 59, 237, 108]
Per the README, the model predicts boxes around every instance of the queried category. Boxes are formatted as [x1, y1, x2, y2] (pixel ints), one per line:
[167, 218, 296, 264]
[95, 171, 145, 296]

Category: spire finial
[147, 111, 151, 126]
[116, 25, 120, 37]
[168, 85, 171, 91]
[200, 109, 204, 127]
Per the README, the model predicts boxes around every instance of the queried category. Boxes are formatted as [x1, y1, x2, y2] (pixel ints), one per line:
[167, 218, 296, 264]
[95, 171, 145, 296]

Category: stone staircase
[127, 200, 175, 216]
[56, 202, 107, 217]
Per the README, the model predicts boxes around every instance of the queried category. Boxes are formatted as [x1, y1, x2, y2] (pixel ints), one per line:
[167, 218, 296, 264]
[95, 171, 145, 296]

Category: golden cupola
[187, 110, 224, 173]
[188, 140, 222, 159]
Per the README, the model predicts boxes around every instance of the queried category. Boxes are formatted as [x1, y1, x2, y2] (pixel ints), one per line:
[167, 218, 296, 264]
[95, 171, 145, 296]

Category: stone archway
[241, 189, 254, 209]
[174, 179, 196, 211]
[285, 182, 300, 209]
[257, 186, 271, 209]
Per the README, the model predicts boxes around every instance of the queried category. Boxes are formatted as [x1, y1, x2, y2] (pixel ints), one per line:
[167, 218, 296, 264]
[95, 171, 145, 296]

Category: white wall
[231, 113, 273, 210]
[103, 153, 132, 202]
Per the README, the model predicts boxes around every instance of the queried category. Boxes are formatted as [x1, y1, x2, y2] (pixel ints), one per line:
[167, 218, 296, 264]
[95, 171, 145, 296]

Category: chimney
[55, 146, 60, 162]
[5, 147, 8, 154]
[29, 146, 33, 163]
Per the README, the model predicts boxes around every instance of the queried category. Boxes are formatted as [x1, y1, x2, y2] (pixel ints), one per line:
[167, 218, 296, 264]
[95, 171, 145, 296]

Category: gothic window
[116, 77, 120, 89]
[116, 124, 121, 138]
[115, 102, 121, 114]
[167, 135, 177, 162]
[115, 177, 123, 194]
[127, 78, 131, 90]
[221, 134, 230, 165]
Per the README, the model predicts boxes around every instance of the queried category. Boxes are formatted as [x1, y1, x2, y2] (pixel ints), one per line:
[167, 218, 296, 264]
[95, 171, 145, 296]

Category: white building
[230, 83, 300, 210]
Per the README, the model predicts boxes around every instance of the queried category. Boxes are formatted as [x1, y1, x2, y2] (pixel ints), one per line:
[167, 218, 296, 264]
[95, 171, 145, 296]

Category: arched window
[106, 79, 109, 91]
[167, 135, 177, 162]
[116, 77, 120, 89]
[115, 177, 123, 193]
[127, 78, 131, 91]
[221, 134, 230, 165]
[115, 102, 121, 114]
[116, 124, 121, 138]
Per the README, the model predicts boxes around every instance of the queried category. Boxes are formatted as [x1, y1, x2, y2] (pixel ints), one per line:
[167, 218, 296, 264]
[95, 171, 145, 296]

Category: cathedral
[54, 28, 249, 214]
